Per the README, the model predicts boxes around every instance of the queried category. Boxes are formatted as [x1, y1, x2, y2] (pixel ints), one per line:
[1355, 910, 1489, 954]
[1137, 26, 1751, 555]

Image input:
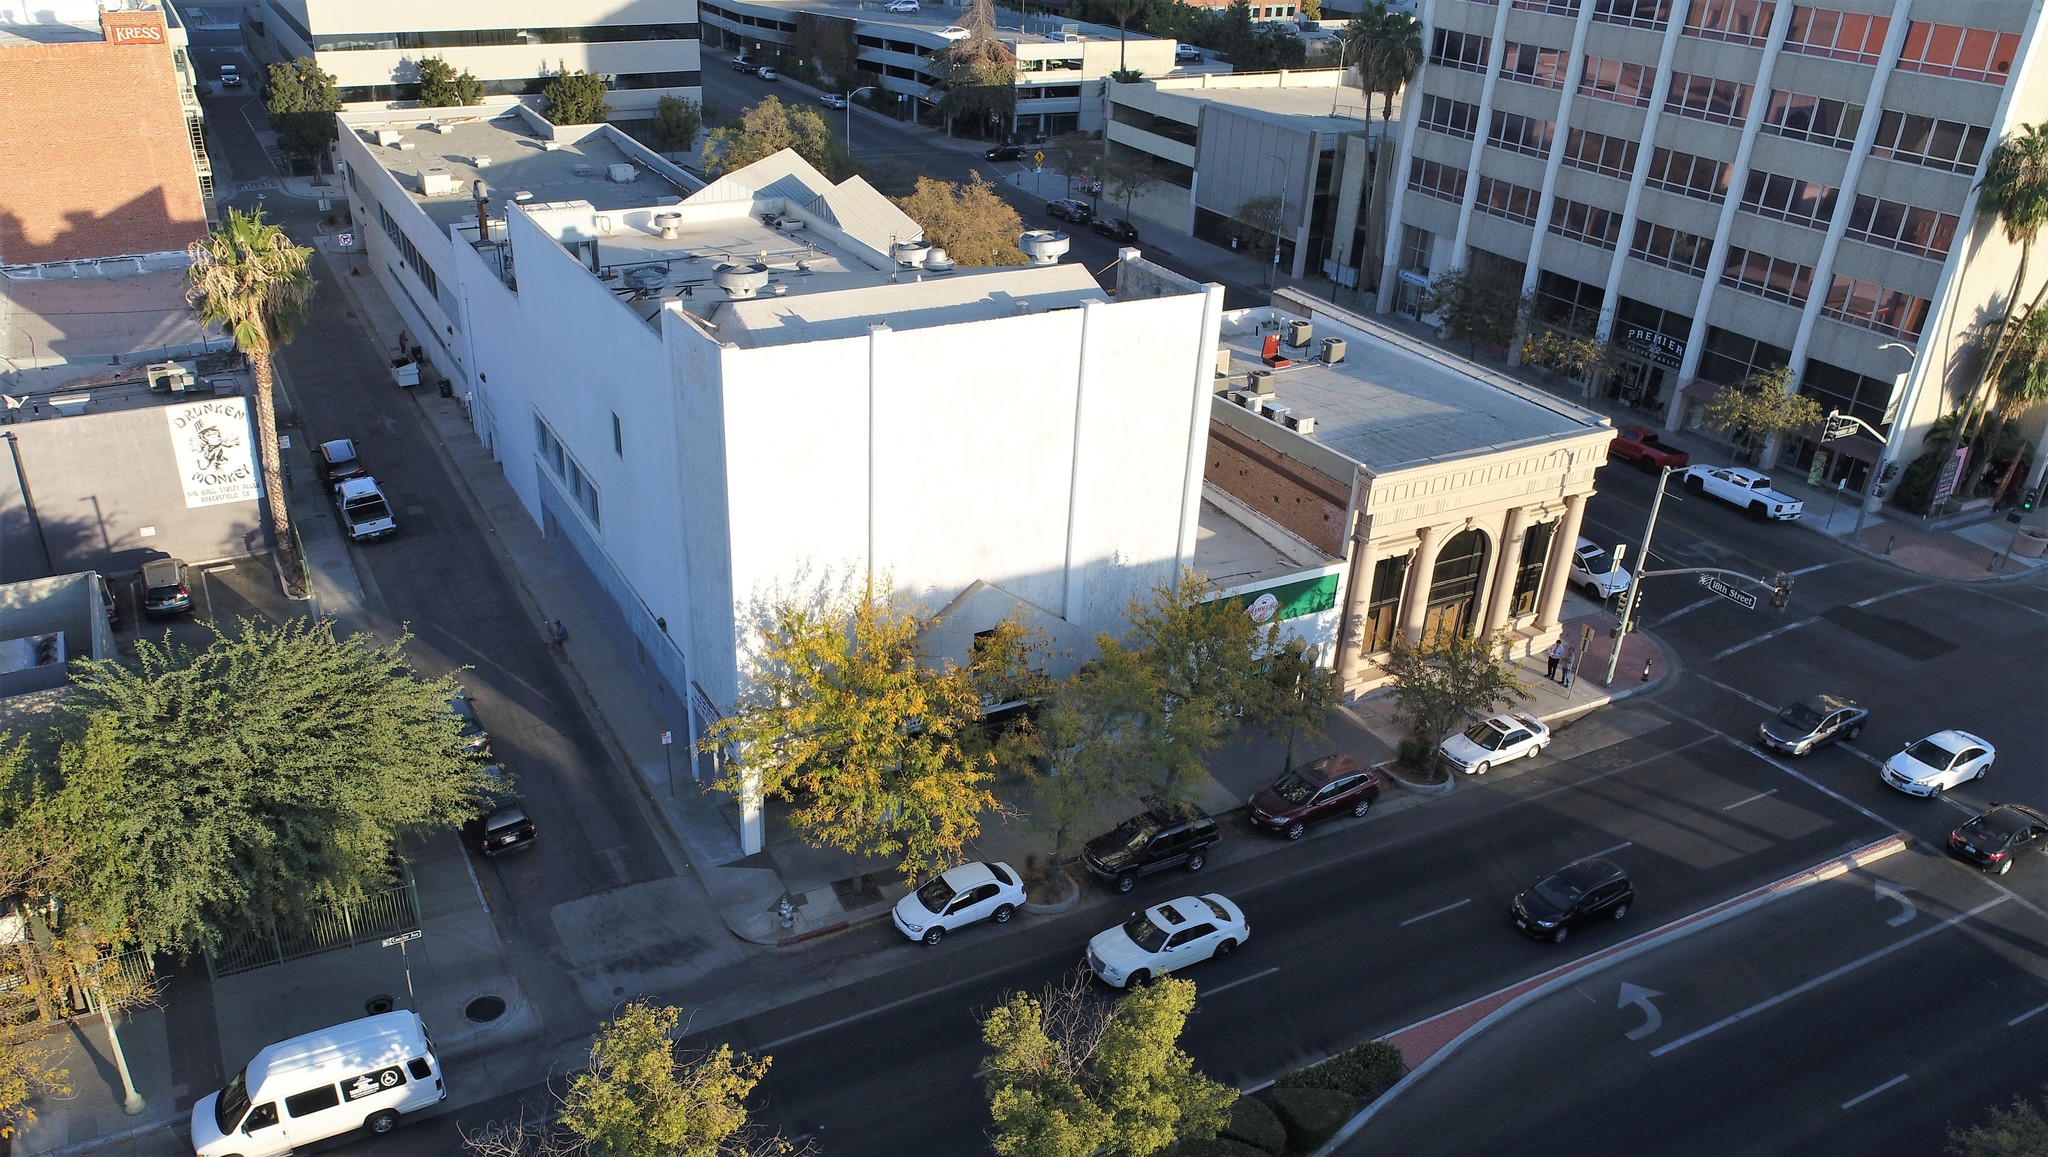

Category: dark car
[1046, 198, 1092, 224]
[449, 693, 491, 755]
[1083, 803, 1220, 893]
[1948, 804, 2048, 876]
[317, 437, 368, 487]
[475, 801, 536, 855]
[1091, 217, 1140, 241]
[98, 575, 122, 630]
[141, 558, 192, 618]
[986, 144, 1028, 161]
[1758, 694, 1867, 756]
[1247, 754, 1381, 840]
[732, 55, 758, 72]
[1511, 858, 1632, 943]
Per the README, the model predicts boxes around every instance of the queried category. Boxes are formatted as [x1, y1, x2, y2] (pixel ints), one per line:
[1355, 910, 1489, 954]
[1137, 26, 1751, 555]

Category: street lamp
[844, 85, 877, 152]
[1331, 36, 1363, 118]
[1260, 151, 1290, 289]
[1853, 340, 1918, 538]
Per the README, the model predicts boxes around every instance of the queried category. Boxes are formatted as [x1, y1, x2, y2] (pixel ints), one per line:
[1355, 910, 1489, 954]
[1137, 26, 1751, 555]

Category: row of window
[1665, 71, 1750, 126]
[1684, 0, 1773, 46]
[1409, 157, 1469, 202]
[305, 22, 699, 53]
[1477, 176, 1542, 225]
[378, 204, 440, 299]
[1501, 42, 1570, 88]
[535, 416, 602, 528]
[1563, 127, 1637, 179]
[1741, 170, 1836, 228]
[1722, 246, 1812, 306]
[1579, 55, 1655, 107]
[1761, 90, 1858, 148]
[1645, 147, 1729, 202]
[1631, 220, 1713, 276]
[1430, 29, 1489, 73]
[1420, 94, 1480, 139]
[1784, 8, 2019, 87]
[1821, 275, 1931, 339]
[1490, 110, 1554, 157]
[1551, 198, 1623, 249]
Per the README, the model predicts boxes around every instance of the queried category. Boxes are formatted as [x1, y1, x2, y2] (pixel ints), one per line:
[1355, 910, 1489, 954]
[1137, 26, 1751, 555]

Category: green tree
[1342, 0, 1421, 292]
[416, 56, 484, 107]
[263, 57, 340, 165]
[1981, 304, 2048, 501]
[38, 620, 493, 956]
[1231, 193, 1284, 263]
[982, 973, 1234, 1157]
[704, 96, 846, 179]
[186, 208, 314, 591]
[1382, 629, 1529, 768]
[1097, 150, 1160, 219]
[894, 174, 1027, 266]
[542, 67, 612, 125]
[700, 581, 1007, 881]
[1698, 365, 1825, 462]
[653, 95, 705, 153]
[1421, 267, 1527, 355]
[1947, 1084, 2048, 1157]
[558, 1002, 783, 1157]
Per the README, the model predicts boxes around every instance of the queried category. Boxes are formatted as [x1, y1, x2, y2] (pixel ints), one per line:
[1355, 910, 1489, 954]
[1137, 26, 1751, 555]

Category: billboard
[166, 397, 260, 508]
[1215, 567, 1342, 623]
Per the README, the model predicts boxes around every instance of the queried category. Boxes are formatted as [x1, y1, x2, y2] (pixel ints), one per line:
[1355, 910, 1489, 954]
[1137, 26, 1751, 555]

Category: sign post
[380, 929, 422, 1008]
[1696, 573, 1759, 610]
[662, 730, 675, 798]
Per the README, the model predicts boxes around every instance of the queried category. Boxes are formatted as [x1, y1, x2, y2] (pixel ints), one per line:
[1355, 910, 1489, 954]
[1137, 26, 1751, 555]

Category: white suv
[1569, 537, 1632, 600]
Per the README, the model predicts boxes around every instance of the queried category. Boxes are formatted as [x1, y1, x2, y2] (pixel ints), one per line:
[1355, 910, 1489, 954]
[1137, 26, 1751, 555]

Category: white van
[190, 1012, 445, 1156]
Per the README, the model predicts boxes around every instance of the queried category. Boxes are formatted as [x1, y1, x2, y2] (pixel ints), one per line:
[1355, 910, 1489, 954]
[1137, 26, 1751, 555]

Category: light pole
[1260, 151, 1290, 289]
[1330, 36, 1363, 118]
[1854, 341, 1918, 538]
[844, 85, 877, 153]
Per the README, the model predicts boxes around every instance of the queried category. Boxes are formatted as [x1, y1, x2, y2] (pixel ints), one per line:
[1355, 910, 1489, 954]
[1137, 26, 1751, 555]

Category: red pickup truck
[1609, 423, 1691, 471]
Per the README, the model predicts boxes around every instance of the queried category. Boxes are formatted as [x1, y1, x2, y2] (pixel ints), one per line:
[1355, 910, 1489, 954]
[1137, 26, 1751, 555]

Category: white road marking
[1652, 596, 1720, 627]
[1671, 710, 1900, 830]
[1585, 841, 1634, 861]
[1618, 982, 1665, 1041]
[1713, 618, 1818, 659]
[1851, 583, 1935, 607]
[1722, 789, 1777, 811]
[1399, 899, 1472, 927]
[759, 969, 998, 1051]
[1874, 881, 1915, 927]
[1841, 1074, 1909, 1110]
[1650, 896, 2007, 1057]
[2009, 1001, 2048, 1027]
[1788, 561, 1841, 576]
[1204, 966, 1280, 996]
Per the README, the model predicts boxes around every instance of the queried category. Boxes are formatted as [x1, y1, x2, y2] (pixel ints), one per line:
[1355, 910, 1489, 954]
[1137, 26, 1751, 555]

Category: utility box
[1287, 319, 1313, 348]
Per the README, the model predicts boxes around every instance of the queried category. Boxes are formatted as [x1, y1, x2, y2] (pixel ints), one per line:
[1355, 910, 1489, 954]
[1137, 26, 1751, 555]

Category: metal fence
[206, 879, 421, 979]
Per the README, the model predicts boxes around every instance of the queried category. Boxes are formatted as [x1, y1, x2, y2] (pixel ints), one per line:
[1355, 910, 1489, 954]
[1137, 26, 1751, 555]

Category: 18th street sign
[1697, 573, 1758, 609]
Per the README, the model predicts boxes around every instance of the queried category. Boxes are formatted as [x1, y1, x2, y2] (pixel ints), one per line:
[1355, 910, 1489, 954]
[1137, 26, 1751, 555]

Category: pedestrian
[548, 618, 568, 647]
[1546, 639, 1567, 682]
[1561, 645, 1577, 688]
[397, 329, 409, 354]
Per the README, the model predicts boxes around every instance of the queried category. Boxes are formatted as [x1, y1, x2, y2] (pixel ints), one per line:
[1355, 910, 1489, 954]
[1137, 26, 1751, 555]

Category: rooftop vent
[376, 129, 404, 147]
[473, 154, 493, 169]
[893, 240, 932, 267]
[608, 163, 638, 183]
[712, 261, 771, 299]
[542, 140, 563, 151]
[923, 247, 955, 274]
[625, 266, 668, 292]
[419, 169, 459, 197]
[572, 163, 594, 177]
[512, 190, 534, 203]
[1018, 230, 1070, 265]
[653, 212, 684, 239]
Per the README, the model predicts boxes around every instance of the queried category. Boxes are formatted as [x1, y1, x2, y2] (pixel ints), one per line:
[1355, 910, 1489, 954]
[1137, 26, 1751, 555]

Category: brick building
[0, 2, 214, 266]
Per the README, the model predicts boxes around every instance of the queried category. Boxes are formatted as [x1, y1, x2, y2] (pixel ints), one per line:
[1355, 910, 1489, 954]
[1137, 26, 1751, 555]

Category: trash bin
[438, 378, 453, 398]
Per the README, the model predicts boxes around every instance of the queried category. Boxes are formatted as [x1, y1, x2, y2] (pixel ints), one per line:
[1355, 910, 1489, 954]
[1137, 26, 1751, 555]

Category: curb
[31, 1113, 182, 1157]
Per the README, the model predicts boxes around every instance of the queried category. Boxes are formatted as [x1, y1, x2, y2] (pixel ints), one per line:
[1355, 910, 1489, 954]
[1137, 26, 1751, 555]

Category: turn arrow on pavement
[1875, 880, 1916, 928]
[1617, 982, 1665, 1041]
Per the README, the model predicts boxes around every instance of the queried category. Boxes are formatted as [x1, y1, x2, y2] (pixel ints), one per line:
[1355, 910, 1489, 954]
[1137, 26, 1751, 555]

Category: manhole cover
[365, 994, 395, 1015]
[465, 995, 507, 1023]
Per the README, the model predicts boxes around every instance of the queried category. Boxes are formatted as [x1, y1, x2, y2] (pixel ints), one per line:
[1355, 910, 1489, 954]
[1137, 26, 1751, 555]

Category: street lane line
[757, 969, 997, 1051]
[1713, 617, 1819, 659]
[1652, 595, 1719, 627]
[1585, 841, 1633, 860]
[1841, 1074, 1908, 1110]
[2010, 1001, 2048, 1027]
[1649, 896, 2007, 1057]
[1851, 582, 1935, 608]
[1788, 561, 1840, 576]
[1671, 710, 1900, 830]
[1204, 967, 1279, 996]
[1722, 789, 1776, 810]
[1399, 899, 1471, 927]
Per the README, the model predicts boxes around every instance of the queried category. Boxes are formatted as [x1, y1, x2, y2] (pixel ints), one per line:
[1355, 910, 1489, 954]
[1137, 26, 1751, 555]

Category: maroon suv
[1247, 754, 1382, 840]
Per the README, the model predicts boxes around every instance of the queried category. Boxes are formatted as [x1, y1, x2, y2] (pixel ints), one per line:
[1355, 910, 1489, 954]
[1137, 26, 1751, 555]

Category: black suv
[1511, 858, 1632, 943]
[1083, 803, 1220, 893]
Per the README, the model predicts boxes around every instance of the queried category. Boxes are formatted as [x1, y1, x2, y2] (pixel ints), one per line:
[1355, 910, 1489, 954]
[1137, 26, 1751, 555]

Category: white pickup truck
[335, 476, 397, 541]
[1680, 465, 1803, 521]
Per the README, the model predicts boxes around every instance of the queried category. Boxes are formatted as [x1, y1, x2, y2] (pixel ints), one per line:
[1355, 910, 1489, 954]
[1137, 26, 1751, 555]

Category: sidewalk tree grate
[465, 995, 506, 1023]
[831, 874, 885, 910]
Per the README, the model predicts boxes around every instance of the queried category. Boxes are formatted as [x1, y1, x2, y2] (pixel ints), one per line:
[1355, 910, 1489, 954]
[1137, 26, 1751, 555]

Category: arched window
[1423, 528, 1489, 642]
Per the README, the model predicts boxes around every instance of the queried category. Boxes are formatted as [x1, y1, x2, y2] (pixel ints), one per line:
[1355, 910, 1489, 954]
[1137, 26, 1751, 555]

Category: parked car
[99, 574, 122, 630]
[936, 25, 972, 38]
[1757, 694, 1867, 755]
[884, 0, 921, 11]
[1882, 729, 1994, 797]
[1511, 858, 1632, 943]
[1246, 754, 1381, 839]
[472, 797, 537, 856]
[449, 693, 491, 755]
[1176, 43, 1203, 61]
[335, 476, 397, 541]
[1091, 217, 1140, 241]
[1608, 423, 1690, 471]
[820, 93, 849, 109]
[1568, 537, 1632, 600]
[1083, 803, 1220, 893]
[891, 861, 1026, 944]
[1086, 893, 1247, 988]
[219, 64, 241, 89]
[757, 66, 779, 81]
[1046, 198, 1092, 224]
[732, 55, 758, 72]
[985, 144, 1028, 161]
[1948, 804, 2048, 875]
[141, 557, 193, 618]
[317, 437, 367, 487]
[1439, 713, 1550, 775]
[1681, 465, 1804, 521]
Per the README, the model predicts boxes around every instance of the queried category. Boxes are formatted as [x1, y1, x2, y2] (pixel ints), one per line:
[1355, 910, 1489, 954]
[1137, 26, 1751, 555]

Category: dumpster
[391, 357, 420, 388]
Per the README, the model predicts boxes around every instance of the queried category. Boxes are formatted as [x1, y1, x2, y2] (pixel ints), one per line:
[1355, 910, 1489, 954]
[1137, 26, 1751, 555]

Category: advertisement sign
[1218, 569, 1341, 623]
[1932, 446, 1969, 507]
[166, 397, 260, 508]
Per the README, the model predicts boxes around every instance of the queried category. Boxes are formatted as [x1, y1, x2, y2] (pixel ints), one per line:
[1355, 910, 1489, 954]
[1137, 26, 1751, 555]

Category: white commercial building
[337, 104, 1224, 849]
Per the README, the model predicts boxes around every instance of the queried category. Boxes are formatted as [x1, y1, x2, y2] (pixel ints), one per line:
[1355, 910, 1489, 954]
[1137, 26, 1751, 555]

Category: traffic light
[1771, 572, 1793, 610]
[1626, 585, 1647, 629]
[2024, 487, 2040, 513]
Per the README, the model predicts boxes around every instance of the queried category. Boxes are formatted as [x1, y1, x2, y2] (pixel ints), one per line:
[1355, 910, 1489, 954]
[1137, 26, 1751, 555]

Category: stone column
[1335, 510, 1378, 686]
[1480, 506, 1528, 637]
[1534, 494, 1586, 631]
[1396, 523, 1441, 646]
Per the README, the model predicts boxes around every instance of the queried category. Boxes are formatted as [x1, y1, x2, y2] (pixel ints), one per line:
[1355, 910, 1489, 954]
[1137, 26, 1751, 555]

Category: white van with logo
[190, 1011, 445, 1156]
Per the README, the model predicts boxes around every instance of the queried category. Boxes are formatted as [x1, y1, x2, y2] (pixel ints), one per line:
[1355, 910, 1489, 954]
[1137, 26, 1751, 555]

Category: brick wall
[1205, 421, 1349, 556]
[0, 13, 209, 264]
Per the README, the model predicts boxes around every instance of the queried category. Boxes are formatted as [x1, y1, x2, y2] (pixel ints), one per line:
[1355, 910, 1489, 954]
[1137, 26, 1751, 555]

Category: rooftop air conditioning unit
[1247, 369, 1275, 397]
[607, 163, 638, 183]
[376, 129, 404, 147]
[542, 140, 563, 151]
[654, 212, 684, 239]
[398, 141, 417, 151]
[419, 169, 458, 196]
[1215, 349, 1231, 377]
[572, 163, 594, 177]
[473, 154, 492, 168]
[1287, 319, 1313, 348]
[1285, 413, 1317, 435]
[1261, 402, 1291, 426]
[1320, 336, 1346, 365]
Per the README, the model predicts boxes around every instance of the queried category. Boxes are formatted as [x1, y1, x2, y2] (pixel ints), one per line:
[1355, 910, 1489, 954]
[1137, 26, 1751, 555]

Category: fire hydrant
[777, 895, 795, 929]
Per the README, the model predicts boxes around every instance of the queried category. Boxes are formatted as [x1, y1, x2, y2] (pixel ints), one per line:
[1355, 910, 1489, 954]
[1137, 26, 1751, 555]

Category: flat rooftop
[717, 0, 1156, 46]
[1152, 79, 1371, 131]
[1193, 496, 1334, 591]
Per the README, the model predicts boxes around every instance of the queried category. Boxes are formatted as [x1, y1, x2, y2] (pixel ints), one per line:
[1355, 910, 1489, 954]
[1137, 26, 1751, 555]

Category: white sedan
[1439, 713, 1551, 775]
[891, 861, 1026, 945]
[884, 0, 920, 10]
[1086, 893, 1247, 988]
[1881, 730, 1995, 797]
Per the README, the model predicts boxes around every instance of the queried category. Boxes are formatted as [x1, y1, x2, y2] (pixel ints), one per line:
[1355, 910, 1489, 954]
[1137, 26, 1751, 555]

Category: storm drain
[365, 995, 396, 1015]
[465, 995, 507, 1023]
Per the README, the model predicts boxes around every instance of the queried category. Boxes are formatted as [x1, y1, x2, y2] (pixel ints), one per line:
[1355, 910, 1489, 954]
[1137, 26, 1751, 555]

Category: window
[1562, 128, 1639, 179]
[1510, 521, 1554, 616]
[612, 412, 623, 456]
[1408, 157, 1469, 202]
[1534, 269, 1603, 328]
[1489, 110, 1556, 157]
[1400, 225, 1433, 274]
[1897, 22, 2020, 85]
[1801, 358, 1893, 432]
[1500, 42, 1570, 88]
[1420, 94, 1481, 140]
[1645, 148, 1730, 201]
[1821, 275, 1931, 339]
[1665, 72, 1752, 125]
[1593, 0, 1672, 29]
[1698, 327, 1791, 385]
[1475, 177, 1543, 225]
[1361, 554, 1407, 654]
[1684, 0, 1775, 45]
[534, 414, 602, 528]
[1869, 110, 1989, 173]
[1760, 90, 1862, 148]
[1631, 220, 1713, 275]
[1512, 0, 1579, 13]
[1430, 28, 1490, 73]
[1721, 246, 1814, 306]
[1845, 196, 1958, 260]
[1550, 198, 1623, 248]
[1579, 56, 1655, 106]
[1741, 170, 1838, 227]
[378, 204, 441, 298]
[284, 1086, 341, 1119]
[1783, 6, 1889, 64]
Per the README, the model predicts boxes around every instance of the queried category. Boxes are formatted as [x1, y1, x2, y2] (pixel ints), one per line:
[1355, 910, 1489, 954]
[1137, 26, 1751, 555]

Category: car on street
[1511, 858, 1632, 943]
[1568, 537, 1632, 600]
[820, 93, 848, 109]
[936, 25, 971, 38]
[1681, 464, 1804, 521]
[885, 0, 921, 11]
[1091, 217, 1140, 241]
[1607, 423, 1690, 471]
[317, 437, 367, 487]
[1086, 893, 1247, 987]
[1439, 713, 1550, 775]
[1246, 754, 1381, 839]
[732, 55, 758, 72]
[472, 797, 537, 856]
[141, 557, 193, 618]
[891, 861, 1027, 944]
[98, 574, 122, 630]
[1947, 804, 2048, 875]
[449, 692, 491, 755]
[1757, 694, 1867, 755]
[335, 476, 397, 541]
[1083, 803, 1220, 893]
[1882, 729, 1994, 797]
[219, 64, 241, 88]
[985, 144, 1028, 161]
[757, 66, 779, 81]
[1046, 198, 1092, 224]
[1176, 43, 1203, 61]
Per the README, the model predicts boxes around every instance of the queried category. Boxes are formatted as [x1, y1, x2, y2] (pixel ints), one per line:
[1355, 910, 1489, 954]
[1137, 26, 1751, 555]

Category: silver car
[1439, 713, 1551, 775]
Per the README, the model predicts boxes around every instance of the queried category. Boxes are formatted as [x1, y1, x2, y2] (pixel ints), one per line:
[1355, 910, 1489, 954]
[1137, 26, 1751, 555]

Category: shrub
[1274, 1040, 1408, 1100]
[1218, 1094, 1285, 1155]
[1268, 1086, 1352, 1149]
[1396, 733, 1434, 770]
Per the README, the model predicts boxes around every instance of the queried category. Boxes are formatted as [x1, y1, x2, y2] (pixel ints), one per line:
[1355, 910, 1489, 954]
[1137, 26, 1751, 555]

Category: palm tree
[1984, 304, 2048, 502]
[186, 208, 315, 592]
[1343, 0, 1422, 295]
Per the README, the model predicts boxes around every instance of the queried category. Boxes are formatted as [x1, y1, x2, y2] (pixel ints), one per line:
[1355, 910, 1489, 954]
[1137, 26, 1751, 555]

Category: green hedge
[1218, 1094, 1286, 1155]
[1269, 1086, 1352, 1149]
[1273, 1040, 1408, 1100]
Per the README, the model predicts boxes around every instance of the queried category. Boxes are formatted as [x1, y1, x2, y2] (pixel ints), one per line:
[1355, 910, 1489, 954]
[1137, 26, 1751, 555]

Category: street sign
[1696, 573, 1758, 609]
[1932, 446, 1969, 506]
[1033, 150, 1045, 167]
[380, 930, 422, 948]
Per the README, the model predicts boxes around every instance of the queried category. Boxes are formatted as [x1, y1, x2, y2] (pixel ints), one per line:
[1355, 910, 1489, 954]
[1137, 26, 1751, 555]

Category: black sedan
[1948, 804, 2048, 876]
[1091, 217, 1139, 241]
[473, 800, 537, 856]
[317, 437, 368, 487]
[985, 144, 1028, 161]
[1757, 694, 1867, 755]
[1511, 858, 1632, 943]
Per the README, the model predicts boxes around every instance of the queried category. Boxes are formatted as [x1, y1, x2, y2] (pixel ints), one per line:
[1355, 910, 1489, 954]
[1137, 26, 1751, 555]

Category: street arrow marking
[1875, 881, 1915, 927]
[1618, 982, 1665, 1041]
